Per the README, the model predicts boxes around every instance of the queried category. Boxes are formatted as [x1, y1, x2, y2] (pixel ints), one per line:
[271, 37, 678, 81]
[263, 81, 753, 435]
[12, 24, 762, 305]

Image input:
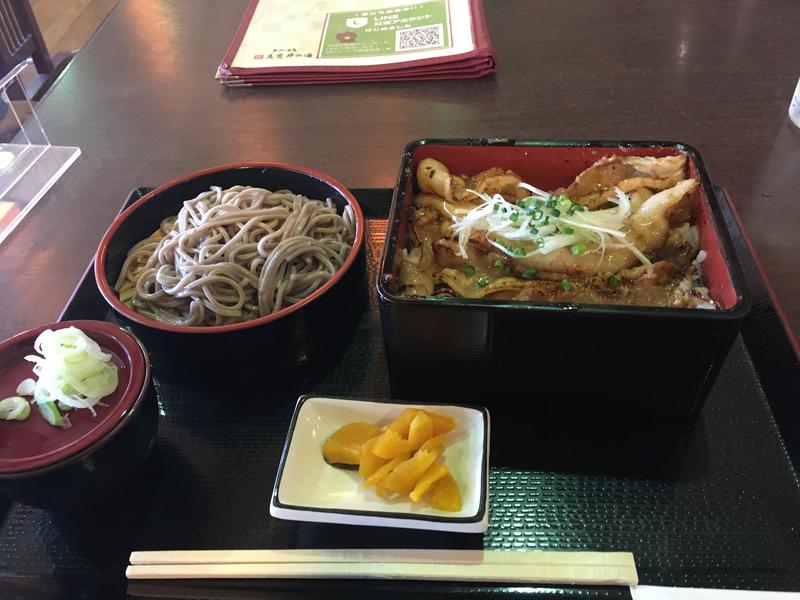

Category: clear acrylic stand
[0, 61, 81, 245]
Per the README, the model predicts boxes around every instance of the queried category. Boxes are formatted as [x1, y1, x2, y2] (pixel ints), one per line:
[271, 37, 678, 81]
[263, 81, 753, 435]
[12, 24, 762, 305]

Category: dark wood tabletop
[1, 0, 799, 341]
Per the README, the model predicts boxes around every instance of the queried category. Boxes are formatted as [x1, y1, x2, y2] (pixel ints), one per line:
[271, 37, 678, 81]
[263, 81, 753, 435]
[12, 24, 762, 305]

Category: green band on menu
[320, 0, 451, 58]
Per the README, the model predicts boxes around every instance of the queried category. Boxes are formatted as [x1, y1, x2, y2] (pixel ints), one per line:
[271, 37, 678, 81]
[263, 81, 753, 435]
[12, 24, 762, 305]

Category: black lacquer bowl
[95, 164, 367, 384]
[378, 140, 752, 419]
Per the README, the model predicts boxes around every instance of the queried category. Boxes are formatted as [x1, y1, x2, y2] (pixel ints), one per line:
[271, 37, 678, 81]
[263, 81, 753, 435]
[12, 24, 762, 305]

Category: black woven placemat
[0, 188, 798, 600]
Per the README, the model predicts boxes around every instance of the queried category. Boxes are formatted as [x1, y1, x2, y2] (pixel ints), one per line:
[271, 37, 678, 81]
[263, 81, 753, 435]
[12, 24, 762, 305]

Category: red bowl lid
[0, 320, 148, 475]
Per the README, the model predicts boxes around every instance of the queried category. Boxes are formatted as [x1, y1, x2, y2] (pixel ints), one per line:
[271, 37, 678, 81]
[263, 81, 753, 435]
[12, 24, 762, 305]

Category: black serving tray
[0, 187, 798, 600]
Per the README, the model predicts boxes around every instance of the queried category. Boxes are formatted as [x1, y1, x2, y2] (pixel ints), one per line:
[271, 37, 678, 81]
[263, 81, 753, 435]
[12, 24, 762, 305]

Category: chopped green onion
[22, 327, 118, 420]
[512, 247, 526, 256]
[522, 268, 537, 279]
[477, 276, 490, 288]
[0, 396, 30, 421]
[570, 242, 588, 256]
[462, 264, 476, 276]
[607, 275, 620, 289]
[494, 259, 505, 269]
[561, 279, 571, 291]
[38, 400, 66, 428]
[450, 183, 640, 269]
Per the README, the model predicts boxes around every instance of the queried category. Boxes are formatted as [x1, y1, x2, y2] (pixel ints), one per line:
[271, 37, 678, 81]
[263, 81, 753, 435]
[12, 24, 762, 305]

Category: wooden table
[1, 0, 799, 341]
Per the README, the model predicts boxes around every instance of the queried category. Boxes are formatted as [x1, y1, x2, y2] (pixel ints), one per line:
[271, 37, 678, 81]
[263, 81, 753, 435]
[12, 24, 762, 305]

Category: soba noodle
[115, 185, 356, 327]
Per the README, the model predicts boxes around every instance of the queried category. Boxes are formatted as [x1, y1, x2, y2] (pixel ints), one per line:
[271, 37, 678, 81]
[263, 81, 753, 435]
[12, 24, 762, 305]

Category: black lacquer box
[378, 140, 751, 418]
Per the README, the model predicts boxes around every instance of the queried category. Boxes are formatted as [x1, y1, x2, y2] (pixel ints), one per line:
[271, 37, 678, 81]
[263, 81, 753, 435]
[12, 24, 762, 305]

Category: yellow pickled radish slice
[322, 422, 382, 466]
[407, 411, 434, 450]
[425, 410, 456, 436]
[385, 408, 419, 437]
[363, 453, 410, 488]
[409, 462, 450, 503]
[429, 473, 462, 512]
[419, 433, 448, 454]
[372, 428, 413, 459]
[358, 435, 389, 479]
[380, 449, 439, 495]
[375, 484, 397, 500]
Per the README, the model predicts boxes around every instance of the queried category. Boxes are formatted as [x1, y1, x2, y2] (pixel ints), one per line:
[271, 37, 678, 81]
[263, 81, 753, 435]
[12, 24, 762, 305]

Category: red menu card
[217, 0, 496, 86]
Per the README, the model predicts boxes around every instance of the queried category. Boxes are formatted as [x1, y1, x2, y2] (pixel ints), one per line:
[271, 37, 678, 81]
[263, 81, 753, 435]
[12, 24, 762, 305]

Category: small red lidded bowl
[0, 320, 158, 508]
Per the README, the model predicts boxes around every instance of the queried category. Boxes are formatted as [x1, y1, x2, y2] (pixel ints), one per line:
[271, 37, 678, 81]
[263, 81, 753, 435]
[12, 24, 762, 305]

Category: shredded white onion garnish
[449, 184, 651, 267]
[20, 327, 118, 418]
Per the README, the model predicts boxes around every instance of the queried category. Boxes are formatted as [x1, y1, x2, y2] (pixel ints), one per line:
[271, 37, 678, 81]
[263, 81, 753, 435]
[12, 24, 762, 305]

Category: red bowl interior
[0, 320, 148, 475]
[406, 143, 740, 310]
[94, 162, 366, 334]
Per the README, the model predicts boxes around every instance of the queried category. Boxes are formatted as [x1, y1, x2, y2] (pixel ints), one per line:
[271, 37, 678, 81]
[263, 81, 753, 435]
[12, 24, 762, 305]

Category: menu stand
[0, 61, 81, 245]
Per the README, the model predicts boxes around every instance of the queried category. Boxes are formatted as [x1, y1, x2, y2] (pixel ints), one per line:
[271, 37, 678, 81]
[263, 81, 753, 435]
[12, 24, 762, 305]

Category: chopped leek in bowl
[15, 326, 119, 428]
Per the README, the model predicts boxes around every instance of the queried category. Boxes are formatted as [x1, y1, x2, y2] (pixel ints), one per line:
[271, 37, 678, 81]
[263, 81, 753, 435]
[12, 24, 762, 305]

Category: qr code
[395, 24, 444, 52]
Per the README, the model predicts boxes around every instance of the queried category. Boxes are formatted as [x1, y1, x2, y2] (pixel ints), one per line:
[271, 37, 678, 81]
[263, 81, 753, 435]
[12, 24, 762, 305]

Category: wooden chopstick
[130, 548, 633, 566]
[126, 549, 638, 586]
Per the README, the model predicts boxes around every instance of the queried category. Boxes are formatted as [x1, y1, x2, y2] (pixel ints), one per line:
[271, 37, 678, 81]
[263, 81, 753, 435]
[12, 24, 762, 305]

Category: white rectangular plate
[270, 396, 490, 533]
